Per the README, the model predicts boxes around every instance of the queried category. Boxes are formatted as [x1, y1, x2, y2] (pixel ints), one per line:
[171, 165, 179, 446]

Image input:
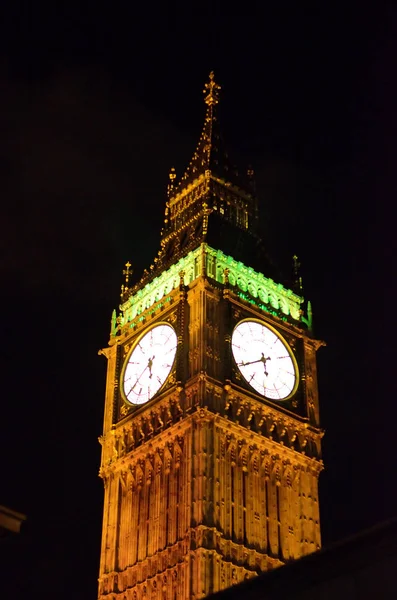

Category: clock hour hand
[148, 355, 155, 378]
[260, 353, 271, 376]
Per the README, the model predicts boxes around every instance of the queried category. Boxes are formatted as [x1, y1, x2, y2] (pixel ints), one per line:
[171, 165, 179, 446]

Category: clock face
[231, 320, 298, 401]
[123, 323, 178, 406]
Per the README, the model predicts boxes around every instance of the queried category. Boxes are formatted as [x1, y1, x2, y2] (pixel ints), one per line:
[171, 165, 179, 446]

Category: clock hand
[148, 355, 155, 378]
[260, 352, 271, 376]
[238, 358, 263, 367]
[128, 364, 149, 395]
[239, 354, 272, 369]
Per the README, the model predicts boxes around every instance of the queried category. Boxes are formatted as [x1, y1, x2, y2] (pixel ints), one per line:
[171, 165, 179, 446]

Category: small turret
[292, 254, 303, 295]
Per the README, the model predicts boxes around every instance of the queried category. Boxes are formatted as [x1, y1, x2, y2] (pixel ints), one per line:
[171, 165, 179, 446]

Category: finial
[203, 71, 221, 106]
[121, 261, 133, 299]
[110, 309, 117, 338]
[123, 261, 132, 285]
[247, 165, 256, 194]
[167, 167, 176, 197]
[307, 300, 313, 331]
[292, 255, 303, 294]
[301, 300, 313, 331]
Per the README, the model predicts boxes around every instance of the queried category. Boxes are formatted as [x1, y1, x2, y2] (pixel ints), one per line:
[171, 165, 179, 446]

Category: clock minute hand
[239, 354, 271, 374]
[238, 358, 263, 367]
[129, 365, 149, 394]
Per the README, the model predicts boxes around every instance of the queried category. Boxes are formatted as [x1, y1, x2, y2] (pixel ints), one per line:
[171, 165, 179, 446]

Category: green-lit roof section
[205, 246, 304, 321]
[118, 245, 304, 330]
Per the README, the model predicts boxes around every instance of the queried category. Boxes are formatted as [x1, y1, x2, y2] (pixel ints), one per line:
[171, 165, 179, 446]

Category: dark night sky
[0, 3, 396, 598]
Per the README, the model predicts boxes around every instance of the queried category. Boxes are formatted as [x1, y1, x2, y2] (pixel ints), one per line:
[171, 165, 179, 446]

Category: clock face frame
[231, 319, 298, 401]
[122, 323, 178, 406]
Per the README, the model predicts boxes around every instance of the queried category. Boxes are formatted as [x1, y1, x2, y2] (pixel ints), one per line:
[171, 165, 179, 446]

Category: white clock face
[123, 323, 177, 406]
[231, 320, 297, 401]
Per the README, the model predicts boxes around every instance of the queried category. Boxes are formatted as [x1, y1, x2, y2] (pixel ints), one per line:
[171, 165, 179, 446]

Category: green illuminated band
[113, 244, 304, 335]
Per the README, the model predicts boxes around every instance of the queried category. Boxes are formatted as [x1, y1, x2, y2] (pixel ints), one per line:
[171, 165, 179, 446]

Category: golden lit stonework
[98, 74, 323, 600]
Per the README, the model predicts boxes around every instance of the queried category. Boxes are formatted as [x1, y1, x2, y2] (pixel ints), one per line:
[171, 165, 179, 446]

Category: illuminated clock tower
[98, 73, 323, 600]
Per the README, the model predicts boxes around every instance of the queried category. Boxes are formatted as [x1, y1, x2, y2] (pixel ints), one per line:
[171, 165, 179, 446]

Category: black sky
[0, 3, 396, 599]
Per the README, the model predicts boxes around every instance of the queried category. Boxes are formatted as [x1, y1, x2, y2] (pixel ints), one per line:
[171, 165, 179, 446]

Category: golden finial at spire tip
[169, 166, 176, 182]
[204, 71, 221, 106]
[123, 261, 133, 285]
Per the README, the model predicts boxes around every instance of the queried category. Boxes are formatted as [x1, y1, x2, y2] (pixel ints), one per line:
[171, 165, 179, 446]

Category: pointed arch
[145, 458, 154, 486]
[164, 446, 172, 474]
[239, 446, 249, 471]
[247, 281, 257, 298]
[237, 277, 248, 292]
[228, 270, 236, 286]
[154, 450, 163, 475]
[269, 292, 279, 309]
[258, 287, 268, 304]
[135, 464, 144, 489]
[250, 452, 260, 476]
[173, 439, 183, 470]
[229, 442, 237, 466]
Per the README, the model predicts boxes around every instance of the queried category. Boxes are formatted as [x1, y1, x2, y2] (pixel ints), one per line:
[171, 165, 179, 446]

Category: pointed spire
[247, 166, 255, 189]
[292, 255, 303, 294]
[167, 167, 176, 197]
[301, 300, 313, 331]
[121, 261, 133, 300]
[307, 300, 313, 330]
[110, 309, 117, 338]
[170, 71, 239, 195]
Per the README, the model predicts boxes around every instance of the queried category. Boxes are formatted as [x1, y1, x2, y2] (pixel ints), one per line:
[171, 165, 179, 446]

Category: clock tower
[98, 73, 323, 600]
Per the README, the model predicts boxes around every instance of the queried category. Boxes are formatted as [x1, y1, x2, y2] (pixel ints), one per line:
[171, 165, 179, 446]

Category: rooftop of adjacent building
[207, 518, 397, 600]
[0, 504, 26, 538]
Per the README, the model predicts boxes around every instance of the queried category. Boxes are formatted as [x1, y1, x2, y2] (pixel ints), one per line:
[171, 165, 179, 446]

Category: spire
[120, 261, 133, 300]
[167, 167, 176, 197]
[292, 255, 303, 294]
[171, 71, 239, 195]
[110, 309, 117, 338]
